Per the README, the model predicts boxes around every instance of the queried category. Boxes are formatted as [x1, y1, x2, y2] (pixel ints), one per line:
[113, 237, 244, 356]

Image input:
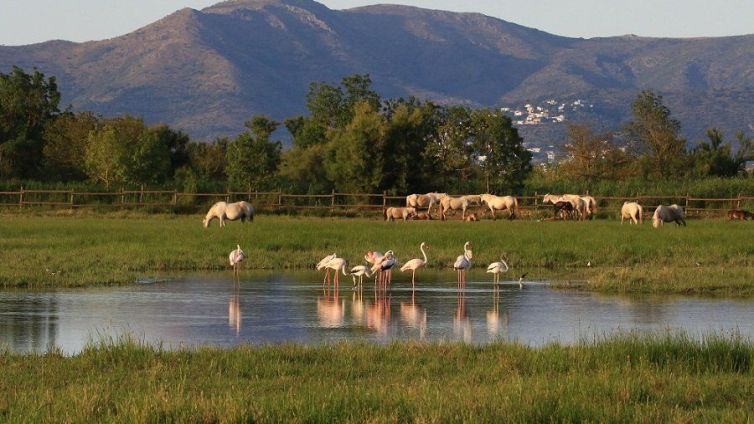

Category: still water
[2, 271, 753, 354]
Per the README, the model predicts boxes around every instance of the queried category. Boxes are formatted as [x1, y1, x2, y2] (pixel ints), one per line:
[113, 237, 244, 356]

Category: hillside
[1, 0, 753, 146]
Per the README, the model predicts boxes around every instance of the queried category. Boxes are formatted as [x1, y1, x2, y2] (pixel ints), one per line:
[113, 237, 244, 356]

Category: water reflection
[399, 294, 427, 339]
[3, 271, 754, 354]
[486, 286, 509, 340]
[228, 287, 241, 336]
[367, 288, 391, 335]
[317, 289, 345, 328]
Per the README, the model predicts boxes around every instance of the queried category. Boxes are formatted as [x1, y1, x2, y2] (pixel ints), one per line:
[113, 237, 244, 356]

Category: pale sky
[2, 0, 753, 46]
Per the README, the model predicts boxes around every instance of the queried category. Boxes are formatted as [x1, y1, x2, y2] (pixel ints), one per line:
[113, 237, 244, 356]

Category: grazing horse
[621, 202, 643, 224]
[581, 196, 597, 219]
[385, 207, 417, 221]
[203, 201, 254, 228]
[553, 201, 575, 220]
[480, 194, 519, 220]
[728, 209, 754, 220]
[413, 212, 433, 220]
[406, 192, 447, 214]
[652, 204, 686, 228]
[406, 194, 433, 213]
[439, 195, 470, 220]
[462, 195, 482, 206]
[542, 193, 587, 220]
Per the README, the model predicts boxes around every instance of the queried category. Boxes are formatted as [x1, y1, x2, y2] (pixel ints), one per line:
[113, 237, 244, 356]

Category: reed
[1, 333, 753, 422]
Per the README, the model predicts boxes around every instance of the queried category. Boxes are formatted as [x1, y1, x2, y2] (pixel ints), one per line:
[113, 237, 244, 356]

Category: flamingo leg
[412, 270, 416, 291]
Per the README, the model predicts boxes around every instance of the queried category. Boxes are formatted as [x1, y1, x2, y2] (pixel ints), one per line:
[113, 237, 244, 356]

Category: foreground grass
[2, 213, 754, 294]
[2, 334, 754, 422]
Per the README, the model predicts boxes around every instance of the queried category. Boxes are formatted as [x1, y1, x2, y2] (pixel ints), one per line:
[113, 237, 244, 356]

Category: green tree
[625, 90, 688, 177]
[42, 111, 99, 180]
[381, 100, 438, 193]
[423, 106, 475, 191]
[324, 102, 386, 192]
[225, 116, 282, 190]
[560, 123, 635, 182]
[126, 131, 171, 185]
[692, 128, 754, 177]
[84, 126, 126, 188]
[188, 138, 228, 183]
[470, 109, 532, 193]
[278, 143, 331, 194]
[0, 66, 61, 178]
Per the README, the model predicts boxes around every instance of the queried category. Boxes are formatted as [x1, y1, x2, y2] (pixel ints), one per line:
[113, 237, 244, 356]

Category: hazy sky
[2, 0, 753, 46]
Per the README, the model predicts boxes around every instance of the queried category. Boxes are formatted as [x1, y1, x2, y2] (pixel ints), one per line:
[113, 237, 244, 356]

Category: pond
[1, 271, 753, 354]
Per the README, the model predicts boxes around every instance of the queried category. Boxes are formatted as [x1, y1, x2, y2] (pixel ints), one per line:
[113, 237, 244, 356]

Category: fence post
[277, 191, 283, 212]
[685, 193, 689, 214]
[737, 193, 742, 209]
[330, 189, 336, 213]
[247, 185, 252, 201]
[19, 185, 23, 208]
[139, 185, 144, 206]
[69, 189, 75, 209]
[534, 191, 538, 211]
[382, 191, 387, 210]
[172, 190, 178, 206]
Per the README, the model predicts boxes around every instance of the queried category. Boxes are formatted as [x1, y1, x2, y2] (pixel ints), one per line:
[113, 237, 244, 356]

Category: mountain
[2, 0, 753, 146]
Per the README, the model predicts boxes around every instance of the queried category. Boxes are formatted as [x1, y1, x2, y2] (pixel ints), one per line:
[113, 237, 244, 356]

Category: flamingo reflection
[367, 288, 391, 335]
[317, 288, 345, 328]
[351, 290, 366, 325]
[400, 293, 427, 339]
[228, 286, 241, 336]
[453, 287, 472, 342]
[486, 286, 509, 340]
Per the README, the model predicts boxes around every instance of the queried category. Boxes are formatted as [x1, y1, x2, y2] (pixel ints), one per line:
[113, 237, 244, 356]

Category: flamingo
[486, 255, 509, 285]
[453, 242, 472, 288]
[349, 265, 373, 289]
[400, 242, 429, 290]
[316, 253, 337, 284]
[372, 250, 397, 288]
[517, 272, 528, 289]
[364, 250, 384, 265]
[229, 244, 247, 279]
[325, 257, 349, 289]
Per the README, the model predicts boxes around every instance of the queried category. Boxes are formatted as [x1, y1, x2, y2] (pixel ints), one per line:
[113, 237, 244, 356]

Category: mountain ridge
[1, 0, 753, 144]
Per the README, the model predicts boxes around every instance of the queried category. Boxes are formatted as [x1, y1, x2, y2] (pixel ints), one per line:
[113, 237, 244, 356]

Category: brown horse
[728, 209, 754, 220]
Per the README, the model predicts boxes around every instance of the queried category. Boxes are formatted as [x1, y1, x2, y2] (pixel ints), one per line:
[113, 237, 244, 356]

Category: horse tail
[384, 208, 390, 221]
[512, 197, 519, 219]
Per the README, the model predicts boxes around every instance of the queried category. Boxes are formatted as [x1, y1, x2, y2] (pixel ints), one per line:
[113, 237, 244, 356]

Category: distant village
[501, 98, 595, 164]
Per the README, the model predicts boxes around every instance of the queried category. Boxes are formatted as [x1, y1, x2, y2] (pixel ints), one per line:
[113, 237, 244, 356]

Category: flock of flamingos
[214, 190, 698, 292]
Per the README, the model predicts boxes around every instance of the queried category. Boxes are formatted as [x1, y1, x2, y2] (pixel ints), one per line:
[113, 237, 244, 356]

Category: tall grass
[2, 334, 754, 421]
[2, 214, 754, 293]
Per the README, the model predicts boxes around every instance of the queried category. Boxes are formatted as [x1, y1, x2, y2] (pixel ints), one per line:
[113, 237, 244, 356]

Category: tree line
[1, 66, 752, 196]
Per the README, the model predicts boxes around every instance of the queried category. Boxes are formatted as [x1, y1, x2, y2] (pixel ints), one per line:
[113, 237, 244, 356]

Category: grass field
[2, 213, 754, 294]
[2, 334, 753, 422]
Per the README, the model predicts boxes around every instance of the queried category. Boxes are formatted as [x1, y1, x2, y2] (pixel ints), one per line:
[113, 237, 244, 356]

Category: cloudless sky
[2, 0, 752, 46]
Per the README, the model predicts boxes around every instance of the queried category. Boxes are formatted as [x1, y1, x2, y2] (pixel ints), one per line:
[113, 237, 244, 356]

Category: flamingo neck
[420, 244, 428, 263]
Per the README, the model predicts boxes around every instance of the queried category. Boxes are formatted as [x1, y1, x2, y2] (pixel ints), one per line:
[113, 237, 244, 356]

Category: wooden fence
[2, 186, 754, 218]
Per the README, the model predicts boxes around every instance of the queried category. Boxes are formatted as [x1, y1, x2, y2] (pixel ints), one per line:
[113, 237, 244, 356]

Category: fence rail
[2, 186, 754, 218]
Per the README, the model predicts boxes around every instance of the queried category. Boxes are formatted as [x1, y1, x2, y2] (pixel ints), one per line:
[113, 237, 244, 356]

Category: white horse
[203, 201, 255, 228]
[406, 192, 447, 214]
[621, 202, 643, 225]
[653, 204, 686, 228]
[385, 207, 417, 221]
[439, 195, 469, 220]
[480, 194, 519, 220]
[580, 196, 597, 219]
